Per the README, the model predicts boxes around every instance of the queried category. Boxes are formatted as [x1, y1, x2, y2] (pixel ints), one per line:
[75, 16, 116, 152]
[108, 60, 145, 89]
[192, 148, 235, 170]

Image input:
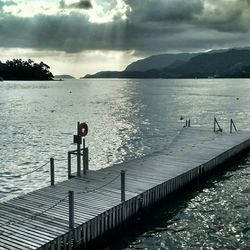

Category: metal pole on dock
[68, 152, 71, 179]
[121, 170, 125, 202]
[77, 122, 81, 177]
[230, 119, 237, 133]
[85, 148, 89, 171]
[69, 191, 74, 229]
[50, 158, 55, 186]
[214, 118, 216, 132]
[82, 138, 87, 175]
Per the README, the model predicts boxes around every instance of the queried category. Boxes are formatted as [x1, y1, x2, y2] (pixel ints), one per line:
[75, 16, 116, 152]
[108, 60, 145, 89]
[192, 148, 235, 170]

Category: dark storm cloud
[59, 0, 92, 10]
[0, 0, 250, 53]
[125, 0, 204, 22]
[0, 13, 127, 52]
[125, 0, 250, 32]
[0, 10, 190, 52]
[201, 9, 246, 32]
[197, 0, 250, 33]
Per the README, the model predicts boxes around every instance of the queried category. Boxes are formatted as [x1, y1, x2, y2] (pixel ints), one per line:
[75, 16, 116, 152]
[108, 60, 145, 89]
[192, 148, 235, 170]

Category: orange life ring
[78, 122, 88, 137]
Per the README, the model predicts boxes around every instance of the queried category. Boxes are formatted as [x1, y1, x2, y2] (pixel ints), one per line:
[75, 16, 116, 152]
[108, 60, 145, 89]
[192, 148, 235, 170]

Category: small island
[53, 74, 75, 81]
[54, 74, 75, 79]
[0, 59, 54, 80]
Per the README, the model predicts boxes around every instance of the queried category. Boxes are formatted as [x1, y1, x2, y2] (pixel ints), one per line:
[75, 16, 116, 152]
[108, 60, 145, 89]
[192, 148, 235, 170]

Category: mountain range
[83, 48, 250, 79]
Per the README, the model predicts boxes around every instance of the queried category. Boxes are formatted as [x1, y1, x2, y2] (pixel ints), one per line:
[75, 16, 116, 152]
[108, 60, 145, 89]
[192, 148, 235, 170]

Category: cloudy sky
[0, 0, 250, 77]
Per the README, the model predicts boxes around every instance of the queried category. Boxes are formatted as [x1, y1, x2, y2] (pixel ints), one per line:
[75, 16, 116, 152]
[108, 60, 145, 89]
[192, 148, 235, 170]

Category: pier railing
[1, 118, 248, 250]
[185, 119, 191, 127]
[213, 118, 222, 132]
[213, 118, 238, 134]
[0, 169, 125, 236]
[230, 119, 237, 133]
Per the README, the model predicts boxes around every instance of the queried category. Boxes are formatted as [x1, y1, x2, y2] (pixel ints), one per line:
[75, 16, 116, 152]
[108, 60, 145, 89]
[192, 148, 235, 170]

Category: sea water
[0, 79, 249, 249]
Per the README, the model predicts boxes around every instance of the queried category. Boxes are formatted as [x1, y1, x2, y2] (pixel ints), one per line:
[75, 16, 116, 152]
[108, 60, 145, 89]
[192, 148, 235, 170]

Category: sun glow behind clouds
[3, 0, 130, 23]
[3, 0, 59, 17]
[0, 0, 134, 77]
[2, 0, 249, 78]
[89, 0, 130, 23]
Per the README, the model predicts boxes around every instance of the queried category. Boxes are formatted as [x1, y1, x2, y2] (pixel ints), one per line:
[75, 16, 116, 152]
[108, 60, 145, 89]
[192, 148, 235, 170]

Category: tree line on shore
[0, 59, 54, 80]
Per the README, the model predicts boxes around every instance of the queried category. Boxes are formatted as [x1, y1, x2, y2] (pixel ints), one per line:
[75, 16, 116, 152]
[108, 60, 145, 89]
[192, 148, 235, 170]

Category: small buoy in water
[236, 97, 239, 100]
[180, 116, 184, 120]
[69, 91, 72, 93]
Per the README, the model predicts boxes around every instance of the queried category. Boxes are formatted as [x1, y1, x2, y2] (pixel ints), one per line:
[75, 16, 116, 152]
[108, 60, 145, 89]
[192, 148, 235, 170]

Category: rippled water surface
[0, 79, 250, 248]
[108, 154, 250, 250]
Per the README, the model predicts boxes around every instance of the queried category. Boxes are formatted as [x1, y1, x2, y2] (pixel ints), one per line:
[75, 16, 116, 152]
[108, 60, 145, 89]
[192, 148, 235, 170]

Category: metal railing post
[68, 152, 71, 179]
[82, 138, 87, 175]
[77, 122, 81, 177]
[233, 120, 237, 132]
[214, 118, 222, 132]
[50, 158, 55, 186]
[86, 148, 89, 171]
[69, 191, 74, 229]
[83, 148, 89, 175]
[230, 119, 237, 133]
[121, 170, 125, 202]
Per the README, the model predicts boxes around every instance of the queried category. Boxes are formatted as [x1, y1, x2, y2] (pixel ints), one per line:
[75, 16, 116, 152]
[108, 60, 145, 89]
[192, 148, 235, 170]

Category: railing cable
[0, 195, 68, 235]
[0, 173, 120, 234]
[76, 174, 120, 195]
[0, 154, 77, 178]
[0, 160, 50, 178]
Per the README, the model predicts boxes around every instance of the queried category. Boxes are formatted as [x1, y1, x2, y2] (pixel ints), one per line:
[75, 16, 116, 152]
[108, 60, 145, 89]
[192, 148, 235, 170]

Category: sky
[0, 0, 250, 78]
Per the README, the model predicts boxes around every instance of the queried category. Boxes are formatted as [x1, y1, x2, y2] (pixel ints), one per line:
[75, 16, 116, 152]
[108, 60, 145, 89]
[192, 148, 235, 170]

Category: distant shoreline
[83, 48, 250, 79]
[82, 76, 250, 79]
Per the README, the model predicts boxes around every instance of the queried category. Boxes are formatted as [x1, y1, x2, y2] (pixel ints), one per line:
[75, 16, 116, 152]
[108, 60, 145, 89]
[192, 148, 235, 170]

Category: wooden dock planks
[0, 127, 250, 249]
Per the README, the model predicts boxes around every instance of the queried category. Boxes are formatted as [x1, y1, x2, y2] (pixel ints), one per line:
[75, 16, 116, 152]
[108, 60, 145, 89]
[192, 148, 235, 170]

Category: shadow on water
[96, 150, 250, 250]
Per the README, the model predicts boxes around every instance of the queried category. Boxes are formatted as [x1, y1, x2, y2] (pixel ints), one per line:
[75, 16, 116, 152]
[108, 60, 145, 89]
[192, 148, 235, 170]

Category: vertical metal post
[121, 170, 125, 202]
[230, 119, 232, 134]
[232, 119, 237, 132]
[77, 122, 81, 177]
[188, 120, 190, 127]
[185, 120, 188, 127]
[50, 157, 54, 186]
[213, 118, 216, 132]
[86, 147, 89, 170]
[68, 152, 71, 179]
[69, 191, 74, 229]
[82, 138, 87, 175]
[82, 138, 85, 149]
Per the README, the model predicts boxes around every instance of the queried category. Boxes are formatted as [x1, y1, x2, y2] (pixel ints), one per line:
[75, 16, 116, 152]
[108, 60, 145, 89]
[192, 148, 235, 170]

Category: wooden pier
[0, 125, 250, 250]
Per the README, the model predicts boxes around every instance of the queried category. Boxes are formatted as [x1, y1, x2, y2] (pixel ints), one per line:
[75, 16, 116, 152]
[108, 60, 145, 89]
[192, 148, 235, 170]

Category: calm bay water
[0, 79, 249, 249]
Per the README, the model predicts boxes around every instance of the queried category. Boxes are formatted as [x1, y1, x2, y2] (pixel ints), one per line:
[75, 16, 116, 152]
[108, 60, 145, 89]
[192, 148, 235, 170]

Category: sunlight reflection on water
[0, 78, 250, 248]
